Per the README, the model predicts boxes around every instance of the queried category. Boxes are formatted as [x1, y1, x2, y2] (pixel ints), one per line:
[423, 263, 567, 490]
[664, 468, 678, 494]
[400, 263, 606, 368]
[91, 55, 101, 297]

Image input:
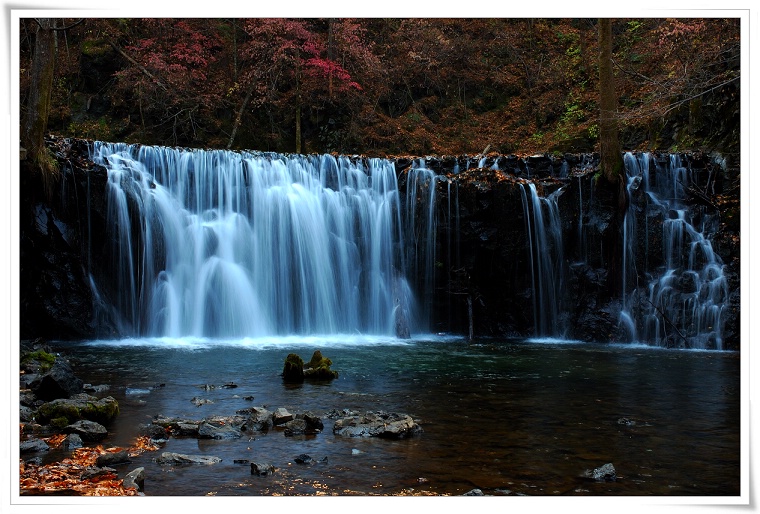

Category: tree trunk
[21, 18, 56, 171]
[597, 18, 627, 299]
[598, 18, 624, 182]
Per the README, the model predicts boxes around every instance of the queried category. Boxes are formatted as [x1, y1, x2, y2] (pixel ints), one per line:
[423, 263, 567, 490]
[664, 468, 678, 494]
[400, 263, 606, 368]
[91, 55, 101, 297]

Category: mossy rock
[282, 353, 305, 383]
[36, 394, 119, 425]
[20, 349, 56, 373]
[303, 350, 338, 380]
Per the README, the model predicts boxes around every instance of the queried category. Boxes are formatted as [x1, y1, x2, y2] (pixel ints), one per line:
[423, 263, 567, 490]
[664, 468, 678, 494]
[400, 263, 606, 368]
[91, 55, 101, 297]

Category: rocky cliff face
[19, 138, 740, 350]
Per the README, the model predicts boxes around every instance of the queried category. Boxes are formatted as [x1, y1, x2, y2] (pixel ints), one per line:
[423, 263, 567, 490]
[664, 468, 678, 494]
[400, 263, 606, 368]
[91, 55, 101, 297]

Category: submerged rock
[333, 411, 422, 439]
[250, 462, 276, 476]
[585, 462, 617, 482]
[155, 452, 221, 465]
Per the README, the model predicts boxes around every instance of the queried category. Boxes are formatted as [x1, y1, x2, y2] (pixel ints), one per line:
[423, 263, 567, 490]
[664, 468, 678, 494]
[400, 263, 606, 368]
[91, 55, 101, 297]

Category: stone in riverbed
[585, 462, 617, 482]
[332, 411, 422, 439]
[64, 419, 108, 441]
[36, 393, 119, 425]
[96, 450, 131, 467]
[250, 462, 276, 476]
[198, 419, 242, 439]
[155, 452, 221, 465]
[122, 467, 145, 493]
[20, 438, 49, 453]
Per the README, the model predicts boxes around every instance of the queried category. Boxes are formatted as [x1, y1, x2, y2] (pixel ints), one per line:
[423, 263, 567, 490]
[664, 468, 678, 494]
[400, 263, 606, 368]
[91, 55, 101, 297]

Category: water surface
[47, 336, 741, 497]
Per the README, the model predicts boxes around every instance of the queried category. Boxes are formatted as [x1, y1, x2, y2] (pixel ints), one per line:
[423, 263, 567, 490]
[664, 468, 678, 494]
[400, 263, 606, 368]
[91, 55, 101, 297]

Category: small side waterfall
[621, 153, 728, 349]
[519, 183, 565, 337]
[404, 160, 439, 330]
[90, 142, 432, 338]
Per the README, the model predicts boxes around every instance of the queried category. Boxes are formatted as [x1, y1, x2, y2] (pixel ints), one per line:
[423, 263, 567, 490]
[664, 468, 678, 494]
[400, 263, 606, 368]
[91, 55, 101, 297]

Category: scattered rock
[122, 467, 145, 493]
[333, 411, 422, 439]
[250, 462, 276, 476]
[29, 356, 84, 401]
[463, 488, 484, 496]
[96, 450, 130, 467]
[294, 454, 313, 464]
[81, 466, 116, 480]
[198, 419, 242, 440]
[64, 419, 108, 441]
[585, 462, 617, 482]
[62, 433, 83, 450]
[155, 452, 221, 465]
[273, 407, 293, 426]
[20, 438, 49, 453]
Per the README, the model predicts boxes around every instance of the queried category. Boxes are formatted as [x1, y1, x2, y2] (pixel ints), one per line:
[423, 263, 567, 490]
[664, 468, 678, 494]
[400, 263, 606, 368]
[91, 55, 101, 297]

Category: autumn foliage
[19, 17, 740, 157]
[19, 432, 158, 496]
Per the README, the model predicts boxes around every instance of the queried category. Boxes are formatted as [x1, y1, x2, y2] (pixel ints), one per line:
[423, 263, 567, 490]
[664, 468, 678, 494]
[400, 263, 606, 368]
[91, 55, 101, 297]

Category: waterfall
[89, 142, 432, 339]
[404, 160, 439, 330]
[622, 153, 727, 349]
[519, 183, 565, 337]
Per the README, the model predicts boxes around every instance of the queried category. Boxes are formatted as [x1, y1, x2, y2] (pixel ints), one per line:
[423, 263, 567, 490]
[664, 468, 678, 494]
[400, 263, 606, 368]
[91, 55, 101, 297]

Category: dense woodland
[19, 17, 740, 158]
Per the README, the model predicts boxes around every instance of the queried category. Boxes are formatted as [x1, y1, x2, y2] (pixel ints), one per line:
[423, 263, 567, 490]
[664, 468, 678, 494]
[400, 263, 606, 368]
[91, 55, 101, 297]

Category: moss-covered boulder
[282, 353, 305, 383]
[282, 351, 338, 382]
[36, 393, 119, 426]
[304, 350, 338, 380]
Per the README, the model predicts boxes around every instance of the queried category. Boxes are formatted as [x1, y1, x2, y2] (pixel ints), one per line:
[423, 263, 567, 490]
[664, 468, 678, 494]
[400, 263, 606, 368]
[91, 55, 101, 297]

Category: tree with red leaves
[238, 18, 363, 153]
[111, 19, 224, 145]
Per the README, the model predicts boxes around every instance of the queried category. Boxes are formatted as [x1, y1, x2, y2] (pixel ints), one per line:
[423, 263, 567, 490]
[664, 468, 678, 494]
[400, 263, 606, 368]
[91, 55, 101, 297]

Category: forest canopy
[19, 17, 740, 157]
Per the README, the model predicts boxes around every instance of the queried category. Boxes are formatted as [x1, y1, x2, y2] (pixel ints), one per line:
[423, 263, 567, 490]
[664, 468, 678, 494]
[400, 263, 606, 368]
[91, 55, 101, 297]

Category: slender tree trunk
[597, 18, 627, 299]
[21, 18, 56, 171]
[227, 82, 255, 149]
[598, 18, 624, 182]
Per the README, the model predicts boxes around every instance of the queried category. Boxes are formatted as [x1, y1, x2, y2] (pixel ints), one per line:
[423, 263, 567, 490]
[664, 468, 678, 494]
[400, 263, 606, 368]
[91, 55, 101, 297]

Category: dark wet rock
[585, 463, 617, 482]
[155, 452, 221, 465]
[333, 411, 422, 439]
[463, 488, 485, 496]
[233, 459, 250, 464]
[62, 433, 83, 450]
[250, 462, 276, 476]
[19, 391, 39, 408]
[139, 423, 170, 442]
[65, 419, 108, 441]
[96, 450, 130, 467]
[83, 384, 110, 394]
[273, 408, 294, 426]
[29, 356, 84, 401]
[36, 393, 119, 425]
[20, 405, 36, 423]
[239, 407, 274, 432]
[81, 466, 116, 480]
[191, 397, 213, 407]
[294, 454, 313, 464]
[283, 411, 324, 436]
[283, 418, 308, 436]
[20, 438, 49, 453]
[198, 419, 242, 440]
[123, 467, 145, 493]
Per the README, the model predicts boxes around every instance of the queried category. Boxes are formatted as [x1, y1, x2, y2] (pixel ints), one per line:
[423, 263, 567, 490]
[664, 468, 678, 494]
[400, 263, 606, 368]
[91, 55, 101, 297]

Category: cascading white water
[90, 142, 428, 338]
[405, 160, 439, 328]
[622, 153, 728, 349]
[519, 183, 565, 336]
